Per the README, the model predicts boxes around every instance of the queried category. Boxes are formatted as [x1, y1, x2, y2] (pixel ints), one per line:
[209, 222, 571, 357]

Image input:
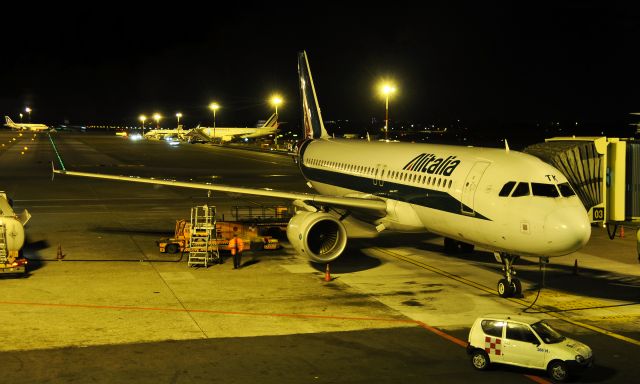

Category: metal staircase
[187, 205, 220, 267]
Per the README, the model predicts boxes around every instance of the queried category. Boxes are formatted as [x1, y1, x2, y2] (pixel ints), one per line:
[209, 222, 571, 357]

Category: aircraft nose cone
[543, 207, 591, 255]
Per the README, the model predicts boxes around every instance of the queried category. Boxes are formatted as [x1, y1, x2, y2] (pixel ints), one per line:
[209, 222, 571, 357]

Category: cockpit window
[499, 181, 516, 197]
[558, 182, 576, 197]
[511, 182, 530, 197]
[531, 183, 560, 197]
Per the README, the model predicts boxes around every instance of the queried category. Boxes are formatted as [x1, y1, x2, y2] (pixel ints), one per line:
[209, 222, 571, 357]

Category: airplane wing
[52, 167, 388, 214]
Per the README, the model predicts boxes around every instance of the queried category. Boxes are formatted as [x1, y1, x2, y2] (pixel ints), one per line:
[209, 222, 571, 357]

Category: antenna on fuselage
[504, 139, 510, 153]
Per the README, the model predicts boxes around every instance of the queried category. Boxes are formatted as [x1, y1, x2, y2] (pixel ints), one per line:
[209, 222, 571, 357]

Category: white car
[466, 314, 593, 382]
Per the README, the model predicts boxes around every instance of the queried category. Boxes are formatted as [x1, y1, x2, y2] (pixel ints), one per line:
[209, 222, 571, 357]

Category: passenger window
[531, 183, 559, 197]
[499, 181, 516, 197]
[558, 182, 576, 197]
[481, 320, 504, 338]
[511, 182, 530, 197]
[506, 322, 539, 344]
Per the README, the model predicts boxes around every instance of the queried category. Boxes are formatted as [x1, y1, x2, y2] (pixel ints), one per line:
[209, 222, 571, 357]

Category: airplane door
[461, 161, 490, 215]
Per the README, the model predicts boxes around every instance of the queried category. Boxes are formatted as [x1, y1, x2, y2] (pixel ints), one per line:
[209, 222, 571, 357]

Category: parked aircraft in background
[197, 113, 280, 142]
[53, 52, 591, 297]
[4, 116, 49, 132]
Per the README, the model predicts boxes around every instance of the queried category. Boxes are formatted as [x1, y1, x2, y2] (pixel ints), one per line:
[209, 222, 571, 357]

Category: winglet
[504, 139, 510, 153]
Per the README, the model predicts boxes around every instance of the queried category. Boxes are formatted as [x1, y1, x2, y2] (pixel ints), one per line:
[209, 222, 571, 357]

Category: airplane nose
[543, 207, 591, 255]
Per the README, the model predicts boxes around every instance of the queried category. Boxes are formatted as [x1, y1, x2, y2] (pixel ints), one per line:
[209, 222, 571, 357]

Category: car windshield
[531, 321, 565, 344]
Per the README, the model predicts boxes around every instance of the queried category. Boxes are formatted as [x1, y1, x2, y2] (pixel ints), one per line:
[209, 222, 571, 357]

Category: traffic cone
[620, 225, 625, 238]
[324, 263, 331, 282]
[56, 244, 64, 260]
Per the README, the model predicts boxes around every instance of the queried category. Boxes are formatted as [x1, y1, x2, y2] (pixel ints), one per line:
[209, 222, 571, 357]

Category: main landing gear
[494, 252, 522, 298]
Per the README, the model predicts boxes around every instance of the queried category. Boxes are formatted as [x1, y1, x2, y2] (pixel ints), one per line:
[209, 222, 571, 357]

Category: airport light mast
[25, 107, 32, 123]
[378, 82, 396, 140]
[139, 115, 147, 132]
[153, 113, 161, 129]
[209, 102, 220, 138]
[176, 112, 182, 128]
[19, 113, 23, 123]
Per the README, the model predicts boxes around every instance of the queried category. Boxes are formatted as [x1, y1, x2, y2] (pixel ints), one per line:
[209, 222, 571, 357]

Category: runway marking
[373, 247, 640, 347]
[0, 299, 549, 383]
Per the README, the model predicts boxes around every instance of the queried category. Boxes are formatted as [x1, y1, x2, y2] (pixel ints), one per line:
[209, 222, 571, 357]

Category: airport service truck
[157, 219, 283, 254]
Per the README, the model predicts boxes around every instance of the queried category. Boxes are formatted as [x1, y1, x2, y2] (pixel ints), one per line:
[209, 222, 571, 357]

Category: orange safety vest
[228, 237, 245, 255]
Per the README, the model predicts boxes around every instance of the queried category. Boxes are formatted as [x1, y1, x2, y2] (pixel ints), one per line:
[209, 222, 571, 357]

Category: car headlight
[575, 355, 585, 363]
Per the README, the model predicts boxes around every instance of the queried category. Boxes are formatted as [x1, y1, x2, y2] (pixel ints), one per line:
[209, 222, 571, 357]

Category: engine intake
[286, 211, 347, 263]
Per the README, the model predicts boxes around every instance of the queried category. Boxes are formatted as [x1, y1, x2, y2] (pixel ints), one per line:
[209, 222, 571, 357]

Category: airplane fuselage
[298, 139, 591, 258]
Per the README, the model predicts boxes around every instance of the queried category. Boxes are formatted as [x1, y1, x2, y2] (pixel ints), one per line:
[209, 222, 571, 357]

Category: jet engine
[286, 211, 347, 263]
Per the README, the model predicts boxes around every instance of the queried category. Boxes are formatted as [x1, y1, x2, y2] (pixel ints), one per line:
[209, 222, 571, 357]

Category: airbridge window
[558, 182, 576, 197]
[499, 181, 516, 197]
[531, 183, 559, 197]
[511, 182, 530, 197]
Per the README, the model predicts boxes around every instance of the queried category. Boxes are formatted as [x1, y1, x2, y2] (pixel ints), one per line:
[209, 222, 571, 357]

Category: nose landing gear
[494, 252, 522, 298]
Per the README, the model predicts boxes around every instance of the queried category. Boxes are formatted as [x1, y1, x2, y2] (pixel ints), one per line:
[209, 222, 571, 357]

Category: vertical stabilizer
[5, 116, 15, 126]
[298, 51, 329, 140]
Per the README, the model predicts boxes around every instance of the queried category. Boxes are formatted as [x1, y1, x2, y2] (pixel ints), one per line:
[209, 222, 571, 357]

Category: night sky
[1, 2, 639, 138]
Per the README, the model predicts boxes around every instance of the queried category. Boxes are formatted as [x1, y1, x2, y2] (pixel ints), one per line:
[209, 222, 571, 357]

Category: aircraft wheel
[497, 279, 513, 298]
[511, 278, 522, 296]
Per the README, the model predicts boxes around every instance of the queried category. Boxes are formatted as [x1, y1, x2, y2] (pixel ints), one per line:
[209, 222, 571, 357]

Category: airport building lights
[378, 82, 397, 140]
[139, 115, 147, 131]
[153, 113, 162, 129]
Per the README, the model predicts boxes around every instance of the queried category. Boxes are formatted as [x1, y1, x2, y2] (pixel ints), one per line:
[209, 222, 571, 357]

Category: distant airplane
[54, 52, 591, 298]
[4, 116, 49, 132]
[197, 113, 280, 142]
[143, 126, 187, 140]
[0, 191, 30, 273]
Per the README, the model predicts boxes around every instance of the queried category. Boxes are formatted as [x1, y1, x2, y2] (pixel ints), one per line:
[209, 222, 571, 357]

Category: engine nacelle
[286, 211, 348, 263]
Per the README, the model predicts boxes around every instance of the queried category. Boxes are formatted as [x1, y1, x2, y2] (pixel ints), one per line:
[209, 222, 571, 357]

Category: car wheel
[471, 350, 490, 370]
[548, 360, 569, 382]
[498, 279, 512, 298]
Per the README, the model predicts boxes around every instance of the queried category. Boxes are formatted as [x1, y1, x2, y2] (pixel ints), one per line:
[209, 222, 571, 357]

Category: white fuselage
[298, 139, 591, 258]
[200, 126, 278, 142]
[8, 123, 48, 132]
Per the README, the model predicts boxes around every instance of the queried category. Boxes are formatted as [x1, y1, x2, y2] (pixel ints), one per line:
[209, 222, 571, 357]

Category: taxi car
[466, 314, 593, 382]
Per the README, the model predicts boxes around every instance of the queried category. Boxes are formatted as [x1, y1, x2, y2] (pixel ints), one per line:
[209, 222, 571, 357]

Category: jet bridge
[524, 137, 640, 225]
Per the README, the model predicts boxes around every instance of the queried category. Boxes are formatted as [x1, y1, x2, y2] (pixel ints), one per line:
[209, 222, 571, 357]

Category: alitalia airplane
[5, 116, 49, 132]
[53, 51, 591, 298]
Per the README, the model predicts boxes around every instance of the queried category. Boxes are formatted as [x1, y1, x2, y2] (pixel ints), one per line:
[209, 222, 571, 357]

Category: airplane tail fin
[262, 113, 279, 129]
[5, 116, 15, 126]
[298, 51, 329, 140]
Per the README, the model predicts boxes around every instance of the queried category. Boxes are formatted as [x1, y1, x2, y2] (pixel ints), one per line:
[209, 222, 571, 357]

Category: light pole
[19, 113, 23, 123]
[209, 102, 220, 138]
[379, 83, 396, 140]
[176, 112, 182, 128]
[153, 113, 161, 129]
[139, 115, 147, 132]
[25, 107, 32, 123]
[270, 94, 283, 124]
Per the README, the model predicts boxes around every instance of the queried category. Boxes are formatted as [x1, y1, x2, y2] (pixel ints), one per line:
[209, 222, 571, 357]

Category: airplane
[196, 113, 280, 142]
[53, 51, 591, 298]
[0, 191, 30, 274]
[143, 126, 187, 141]
[4, 116, 50, 132]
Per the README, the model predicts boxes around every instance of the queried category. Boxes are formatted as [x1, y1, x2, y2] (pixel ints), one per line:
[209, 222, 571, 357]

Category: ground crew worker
[228, 233, 244, 269]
